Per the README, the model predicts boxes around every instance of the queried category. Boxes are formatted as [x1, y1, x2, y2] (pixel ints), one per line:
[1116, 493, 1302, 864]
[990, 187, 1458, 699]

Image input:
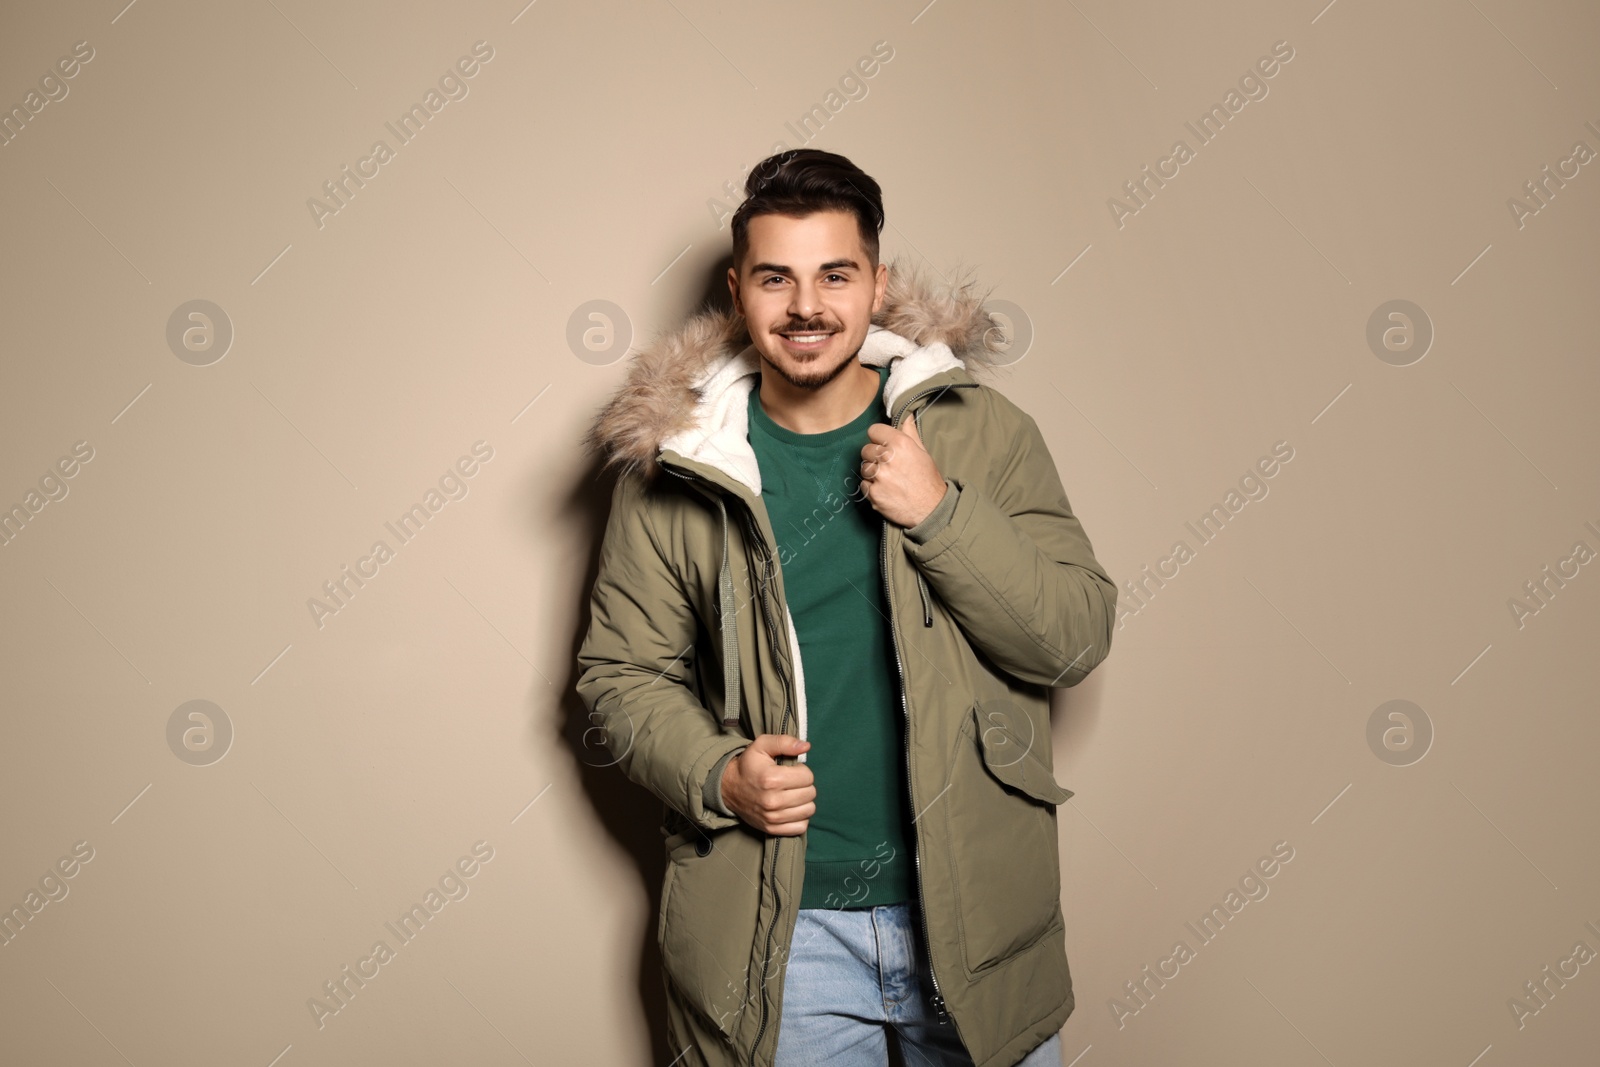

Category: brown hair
[729, 149, 884, 273]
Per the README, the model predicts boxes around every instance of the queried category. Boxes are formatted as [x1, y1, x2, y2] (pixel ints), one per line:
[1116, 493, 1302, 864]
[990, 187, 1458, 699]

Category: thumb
[751, 733, 811, 759]
[903, 413, 926, 448]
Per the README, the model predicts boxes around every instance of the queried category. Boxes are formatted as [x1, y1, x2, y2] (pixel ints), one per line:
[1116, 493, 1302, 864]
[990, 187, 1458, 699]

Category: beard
[758, 335, 862, 391]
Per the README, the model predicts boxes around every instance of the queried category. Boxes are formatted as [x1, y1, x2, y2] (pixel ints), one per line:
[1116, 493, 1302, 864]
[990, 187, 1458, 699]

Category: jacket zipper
[662, 462, 794, 1059]
[663, 376, 972, 1055]
[884, 512, 951, 1023]
[742, 507, 794, 1066]
[887, 382, 974, 1029]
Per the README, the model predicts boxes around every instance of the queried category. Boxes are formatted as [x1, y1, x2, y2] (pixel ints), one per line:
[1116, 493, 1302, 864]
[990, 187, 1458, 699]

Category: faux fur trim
[581, 256, 1006, 484]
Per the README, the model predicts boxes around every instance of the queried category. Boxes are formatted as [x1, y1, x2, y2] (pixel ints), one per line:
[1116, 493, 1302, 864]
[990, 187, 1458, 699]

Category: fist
[859, 413, 946, 529]
[720, 734, 816, 836]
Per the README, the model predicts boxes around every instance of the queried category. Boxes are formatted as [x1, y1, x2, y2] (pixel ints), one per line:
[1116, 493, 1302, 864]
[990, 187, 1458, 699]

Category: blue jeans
[773, 902, 1063, 1066]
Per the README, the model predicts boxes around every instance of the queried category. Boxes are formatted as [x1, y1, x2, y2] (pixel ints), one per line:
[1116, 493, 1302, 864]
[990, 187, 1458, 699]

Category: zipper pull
[931, 990, 950, 1024]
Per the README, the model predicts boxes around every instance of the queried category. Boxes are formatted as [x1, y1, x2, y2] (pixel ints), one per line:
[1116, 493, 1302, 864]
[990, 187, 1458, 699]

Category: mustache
[777, 322, 837, 333]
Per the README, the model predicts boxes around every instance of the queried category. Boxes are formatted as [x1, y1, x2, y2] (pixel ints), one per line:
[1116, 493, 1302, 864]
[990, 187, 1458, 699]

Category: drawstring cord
[714, 495, 742, 730]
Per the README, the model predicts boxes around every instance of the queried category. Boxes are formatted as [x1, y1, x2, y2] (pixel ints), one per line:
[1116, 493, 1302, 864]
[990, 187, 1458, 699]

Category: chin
[761, 346, 857, 390]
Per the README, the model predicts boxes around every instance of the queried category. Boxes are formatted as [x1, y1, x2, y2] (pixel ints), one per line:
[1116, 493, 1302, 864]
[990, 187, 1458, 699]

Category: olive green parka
[576, 260, 1117, 1066]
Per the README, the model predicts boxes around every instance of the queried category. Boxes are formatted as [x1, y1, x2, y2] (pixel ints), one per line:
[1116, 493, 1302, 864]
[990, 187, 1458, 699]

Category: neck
[755, 358, 881, 434]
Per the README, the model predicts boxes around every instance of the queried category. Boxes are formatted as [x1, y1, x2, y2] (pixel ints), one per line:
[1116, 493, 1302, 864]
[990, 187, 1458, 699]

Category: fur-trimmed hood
[582, 257, 1009, 489]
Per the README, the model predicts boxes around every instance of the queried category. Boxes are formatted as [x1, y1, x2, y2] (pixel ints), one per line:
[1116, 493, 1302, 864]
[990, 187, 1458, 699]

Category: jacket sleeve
[575, 473, 751, 832]
[905, 478, 959, 544]
[901, 409, 1117, 687]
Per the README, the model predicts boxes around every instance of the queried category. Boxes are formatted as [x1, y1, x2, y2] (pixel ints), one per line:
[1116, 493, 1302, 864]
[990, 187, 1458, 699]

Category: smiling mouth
[779, 330, 836, 350]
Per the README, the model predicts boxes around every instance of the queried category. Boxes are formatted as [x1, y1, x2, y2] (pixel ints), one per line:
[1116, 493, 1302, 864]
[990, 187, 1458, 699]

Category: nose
[789, 278, 820, 321]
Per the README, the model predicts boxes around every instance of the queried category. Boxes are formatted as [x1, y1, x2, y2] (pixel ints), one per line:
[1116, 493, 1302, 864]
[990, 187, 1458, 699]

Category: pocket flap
[662, 827, 700, 854]
[972, 705, 1074, 805]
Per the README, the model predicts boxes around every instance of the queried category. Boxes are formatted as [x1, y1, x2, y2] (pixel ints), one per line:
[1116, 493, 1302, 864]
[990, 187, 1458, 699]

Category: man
[577, 149, 1117, 1067]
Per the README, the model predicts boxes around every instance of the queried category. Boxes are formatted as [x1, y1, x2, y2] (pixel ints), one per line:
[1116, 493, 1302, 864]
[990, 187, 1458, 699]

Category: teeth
[785, 334, 829, 343]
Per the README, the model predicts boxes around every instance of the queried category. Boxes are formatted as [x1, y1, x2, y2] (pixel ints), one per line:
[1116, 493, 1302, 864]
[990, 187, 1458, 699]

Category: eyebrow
[747, 259, 861, 277]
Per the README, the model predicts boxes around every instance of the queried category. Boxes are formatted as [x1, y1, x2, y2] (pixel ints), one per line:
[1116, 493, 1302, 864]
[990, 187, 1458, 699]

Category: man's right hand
[720, 734, 815, 835]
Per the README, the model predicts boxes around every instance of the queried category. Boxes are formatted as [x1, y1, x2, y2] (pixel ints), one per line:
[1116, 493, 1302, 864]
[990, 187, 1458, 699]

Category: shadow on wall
[551, 459, 678, 1064]
[542, 255, 742, 1063]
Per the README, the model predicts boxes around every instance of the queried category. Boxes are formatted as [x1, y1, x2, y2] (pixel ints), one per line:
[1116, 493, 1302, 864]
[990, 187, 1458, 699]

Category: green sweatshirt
[697, 364, 947, 908]
[750, 363, 908, 908]
[699, 363, 959, 910]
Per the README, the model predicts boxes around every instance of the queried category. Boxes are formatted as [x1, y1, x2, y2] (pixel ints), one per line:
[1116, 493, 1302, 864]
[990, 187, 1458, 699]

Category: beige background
[2, 0, 1597, 1064]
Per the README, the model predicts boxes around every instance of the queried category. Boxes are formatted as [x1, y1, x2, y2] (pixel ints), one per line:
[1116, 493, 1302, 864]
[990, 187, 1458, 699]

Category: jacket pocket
[658, 829, 695, 948]
[974, 704, 1074, 805]
[658, 827, 764, 1037]
[943, 703, 1071, 975]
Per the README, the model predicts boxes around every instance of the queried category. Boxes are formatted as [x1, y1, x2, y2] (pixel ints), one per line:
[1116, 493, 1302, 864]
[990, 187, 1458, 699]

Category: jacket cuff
[686, 736, 751, 831]
[701, 745, 746, 818]
[901, 475, 976, 563]
[905, 478, 959, 544]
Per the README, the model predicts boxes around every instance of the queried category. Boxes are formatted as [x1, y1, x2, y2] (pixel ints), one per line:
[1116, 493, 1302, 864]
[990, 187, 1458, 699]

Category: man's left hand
[860, 414, 946, 529]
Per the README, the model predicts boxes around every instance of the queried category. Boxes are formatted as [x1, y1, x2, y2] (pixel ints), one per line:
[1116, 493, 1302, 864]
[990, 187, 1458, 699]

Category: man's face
[727, 209, 888, 391]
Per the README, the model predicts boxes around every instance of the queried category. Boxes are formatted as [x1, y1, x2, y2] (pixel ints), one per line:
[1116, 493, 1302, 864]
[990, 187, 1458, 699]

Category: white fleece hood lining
[660, 324, 964, 496]
[665, 325, 962, 765]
